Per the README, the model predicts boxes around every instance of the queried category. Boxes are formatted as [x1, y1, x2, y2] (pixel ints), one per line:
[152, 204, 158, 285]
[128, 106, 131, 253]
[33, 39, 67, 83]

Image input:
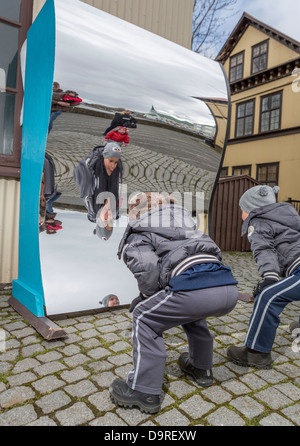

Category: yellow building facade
[216, 13, 300, 205]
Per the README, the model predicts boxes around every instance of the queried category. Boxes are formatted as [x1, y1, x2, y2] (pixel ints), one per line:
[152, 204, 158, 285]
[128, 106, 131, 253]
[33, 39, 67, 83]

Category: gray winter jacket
[242, 202, 300, 280]
[117, 204, 222, 297]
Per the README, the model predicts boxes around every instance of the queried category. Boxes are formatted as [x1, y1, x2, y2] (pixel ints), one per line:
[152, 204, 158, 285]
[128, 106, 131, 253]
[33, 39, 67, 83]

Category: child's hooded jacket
[242, 202, 300, 280]
[118, 203, 225, 297]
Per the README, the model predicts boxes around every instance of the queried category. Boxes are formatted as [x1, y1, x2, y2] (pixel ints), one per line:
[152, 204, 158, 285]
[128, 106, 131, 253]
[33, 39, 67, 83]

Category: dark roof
[216, 12, 300, 63]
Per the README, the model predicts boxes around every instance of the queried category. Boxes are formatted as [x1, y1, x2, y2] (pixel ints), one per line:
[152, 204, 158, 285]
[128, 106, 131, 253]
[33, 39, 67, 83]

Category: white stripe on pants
[245, 275, 300, 352]
[126, 285, 238, 395]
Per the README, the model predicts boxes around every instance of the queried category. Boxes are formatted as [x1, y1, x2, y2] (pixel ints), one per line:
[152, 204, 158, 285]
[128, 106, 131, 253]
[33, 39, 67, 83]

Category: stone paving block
[255, 369, 286, 384]
[12, 357, 40, 373]
[201, 386, 232, 404]
[114, 363, 132, 380]
[92, 370, 117, 388]
[110, 341, 131, 352]
[11, 327, 36, 338]
[154, 408, 190, 426]
[65, 379, 98, 398]
[255, 387, 293, 410]
[0, 349, 19, 362]
[36, 390, 71, 414]
[88, 389, 115, 412]
[81, 338, 99, 349]
[75, 322, 94, 331]
[80, 328, 100, 339]
[0, 361, 12, 374]
[0, 385, 35, 409]
[36, 351, 63, 363]
[213, 365, 237, 383]
[116, 407, 151, 426]
[160, 392, 176, 410]
[89, 412, 128, 426]
[230, 395, 265, 419]
[281, 404, 300, 425]
[275, 363, 300, 378]
[0, 404, 38, 426]
[259, 413, 295, 426]
[100, 333, 120, 343]
[32, 375, 65, 394]
[108, 353, 132, 366]
[34, 361, 66, 377]
[87, 346, 111, 360]
[87, 359, 114, 373]
[27, 416, 58, 426]
[167, 380, 195, 398]
[4, 321, 27, 331]
[21, 344, 45, 357]
[63, 353, 90, 367]
[55, 402, 95, 426]
[240, 373, 267, 390]
[63, 333, 82, 344]
[179, 394, 215, 419]
[60, 366, 90, 383]
[206, 406, 245, 426]
[274, 383, 300, 401]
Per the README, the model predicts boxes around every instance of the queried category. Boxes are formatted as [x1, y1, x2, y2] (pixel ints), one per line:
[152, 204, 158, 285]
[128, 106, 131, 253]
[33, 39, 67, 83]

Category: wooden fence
[210, 175, 260, 252]
[287, 198, 300, 214]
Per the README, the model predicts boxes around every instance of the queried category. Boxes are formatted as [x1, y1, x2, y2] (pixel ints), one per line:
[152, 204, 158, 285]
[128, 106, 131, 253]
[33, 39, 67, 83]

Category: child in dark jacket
[109, 192, 238, 414]
[227, 185, 300, 369]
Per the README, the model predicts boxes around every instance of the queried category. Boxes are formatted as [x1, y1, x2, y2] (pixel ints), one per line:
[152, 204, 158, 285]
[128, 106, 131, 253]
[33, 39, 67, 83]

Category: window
[0, 1, 33, 177]
[229, 51, 244, 82]
[219, 167, 228, 177]
[256, 163, 279, 188]
[260, 92, 282, 133]
[232, 165, 252, 177]
[235, 100, 255, 138]
[252, 40, 269, 74]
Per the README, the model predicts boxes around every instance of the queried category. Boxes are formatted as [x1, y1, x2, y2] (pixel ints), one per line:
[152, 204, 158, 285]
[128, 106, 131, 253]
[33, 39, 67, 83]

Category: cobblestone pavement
[0, 253, 299, 427]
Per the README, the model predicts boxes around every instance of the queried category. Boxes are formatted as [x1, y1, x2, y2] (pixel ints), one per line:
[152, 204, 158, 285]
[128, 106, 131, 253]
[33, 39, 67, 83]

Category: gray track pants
[126, 285, 238, 395]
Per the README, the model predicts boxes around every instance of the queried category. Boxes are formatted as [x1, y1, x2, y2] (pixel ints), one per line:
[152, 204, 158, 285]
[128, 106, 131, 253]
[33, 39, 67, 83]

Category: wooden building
[216, 13, 300, 208]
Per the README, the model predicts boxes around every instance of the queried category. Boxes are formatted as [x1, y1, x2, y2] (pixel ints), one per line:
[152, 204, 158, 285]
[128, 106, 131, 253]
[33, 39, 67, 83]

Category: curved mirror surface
[39, 0, 229, 315]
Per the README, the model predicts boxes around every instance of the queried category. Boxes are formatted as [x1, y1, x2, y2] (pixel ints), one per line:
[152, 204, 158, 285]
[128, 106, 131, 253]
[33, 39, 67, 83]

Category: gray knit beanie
[103, 142, 122, 159]
[239, 185, 280, 214]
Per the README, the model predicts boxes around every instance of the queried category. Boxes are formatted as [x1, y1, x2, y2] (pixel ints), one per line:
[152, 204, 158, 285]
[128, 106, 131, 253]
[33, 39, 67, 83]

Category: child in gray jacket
[109, 192, 238, 414]
[227, 185, 300, 369]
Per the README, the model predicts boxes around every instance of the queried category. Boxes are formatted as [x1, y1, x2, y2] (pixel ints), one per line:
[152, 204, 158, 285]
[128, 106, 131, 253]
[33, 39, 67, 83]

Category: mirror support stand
[9, 296, 67, 340]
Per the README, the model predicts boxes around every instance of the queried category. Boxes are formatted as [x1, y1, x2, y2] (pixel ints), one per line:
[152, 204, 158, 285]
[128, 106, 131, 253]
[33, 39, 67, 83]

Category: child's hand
[100, 199, 113, 230]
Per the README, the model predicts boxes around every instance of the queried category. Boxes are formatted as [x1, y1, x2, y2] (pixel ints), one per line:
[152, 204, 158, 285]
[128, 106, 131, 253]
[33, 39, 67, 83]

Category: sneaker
[109, 378, 161, 414]
[178, 352, 213, 387]
[227, 345, 272, 369]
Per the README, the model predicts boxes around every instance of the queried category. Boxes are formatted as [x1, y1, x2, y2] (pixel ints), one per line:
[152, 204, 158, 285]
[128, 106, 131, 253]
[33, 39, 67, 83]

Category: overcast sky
[216, 0, 300, 55]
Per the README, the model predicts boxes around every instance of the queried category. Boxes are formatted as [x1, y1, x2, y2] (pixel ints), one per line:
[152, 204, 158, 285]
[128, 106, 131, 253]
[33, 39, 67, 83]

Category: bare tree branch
[192, 0, 240, 58]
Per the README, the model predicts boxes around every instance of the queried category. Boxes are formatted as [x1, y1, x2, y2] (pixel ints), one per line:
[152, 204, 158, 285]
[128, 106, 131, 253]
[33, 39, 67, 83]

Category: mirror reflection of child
[105, 126, 130, 147]
[100, 294, 120, 307]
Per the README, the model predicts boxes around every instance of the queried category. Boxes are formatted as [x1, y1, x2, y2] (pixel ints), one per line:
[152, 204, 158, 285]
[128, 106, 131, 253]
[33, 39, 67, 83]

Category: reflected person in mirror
[109, 192, 239, 414]
[48, 82, 82, 133]
[103, 110, 137, 135]
[105, 126, 130, 147]
[100, 294, 120, 308]
[74, 143, 122, 232]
